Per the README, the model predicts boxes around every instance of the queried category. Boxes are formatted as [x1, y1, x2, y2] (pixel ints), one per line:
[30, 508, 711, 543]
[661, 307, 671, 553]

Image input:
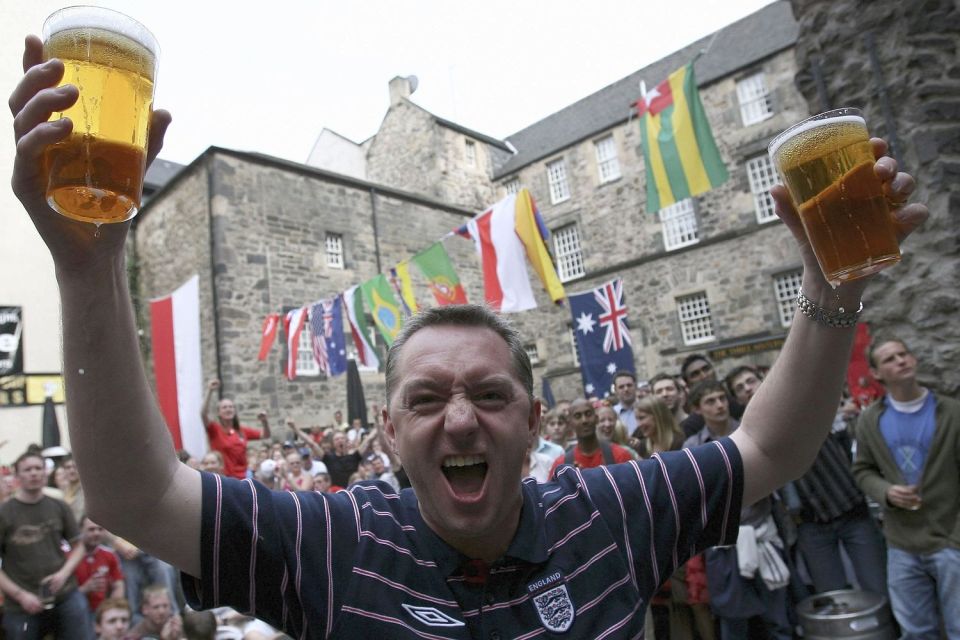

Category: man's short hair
[385, 304, 533, 404]
[867, 334, 909, 369]
[140, 584, 170, 607]
[95, 597, 131, 624]
[724, 365, 760, 396]
[688, 380, 727, 408]
[612, 370, 636, 384]
[680, 354, 711, 382]
[13, 451, 43, 473]
[648, 373, 677, 391]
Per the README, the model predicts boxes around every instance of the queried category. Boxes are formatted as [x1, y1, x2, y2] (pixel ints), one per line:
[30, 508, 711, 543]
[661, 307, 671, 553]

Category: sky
[8, 0, 776, 166]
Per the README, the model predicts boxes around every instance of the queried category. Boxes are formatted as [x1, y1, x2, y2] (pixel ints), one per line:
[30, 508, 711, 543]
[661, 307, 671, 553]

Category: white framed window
[546, 159, 570, 204]
[524, 343, 541, 366]
[325, 233, 344, 269]
[503, 177, 521, 195]
[296, 325, 319, 376]
[465, 139, 476, 167]
[659, 198, 699, 250]
[737, 72, 774, 126]
[676, 292, 715, 345]
[569, 330, 581, 368]
[773, 270, 803, 327]
[553, 223, 585, 282]
[594, 135, 621, 183]
[746, 155, 779, 223]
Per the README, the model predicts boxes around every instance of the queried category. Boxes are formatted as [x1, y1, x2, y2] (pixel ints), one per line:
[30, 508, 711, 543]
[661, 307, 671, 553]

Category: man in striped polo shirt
[10, 51, 927, 639]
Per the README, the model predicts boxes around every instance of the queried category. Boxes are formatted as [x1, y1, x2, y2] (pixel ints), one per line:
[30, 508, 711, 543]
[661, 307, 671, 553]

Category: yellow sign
[0, 374, 64, 407]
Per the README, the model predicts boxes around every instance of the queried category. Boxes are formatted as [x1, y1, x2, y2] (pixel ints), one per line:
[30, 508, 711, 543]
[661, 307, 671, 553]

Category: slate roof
[494, 0, 798, 179]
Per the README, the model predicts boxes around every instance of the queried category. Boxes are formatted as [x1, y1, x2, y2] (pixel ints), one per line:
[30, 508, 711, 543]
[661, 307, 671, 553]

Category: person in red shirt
[201, 379, 271, 479]
[74, 516, 124, 619]
[550, 398, 634, 479]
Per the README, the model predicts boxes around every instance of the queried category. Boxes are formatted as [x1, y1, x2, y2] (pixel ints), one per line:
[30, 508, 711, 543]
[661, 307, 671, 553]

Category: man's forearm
[0, 569, 26, 601]
[55, 255, 197, 572]
[732, 279, 863, 504]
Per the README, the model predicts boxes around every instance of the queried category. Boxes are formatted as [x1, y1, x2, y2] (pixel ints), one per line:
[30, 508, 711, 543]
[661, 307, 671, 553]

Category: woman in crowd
[540, 408, 572, 448]
[200, 379, 271, 479]
[596, 404, 641, 459]
[633, 396, 685, 458]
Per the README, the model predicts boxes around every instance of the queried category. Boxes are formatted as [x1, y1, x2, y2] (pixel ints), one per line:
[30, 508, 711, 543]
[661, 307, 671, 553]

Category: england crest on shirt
[532, 583, 575, 632]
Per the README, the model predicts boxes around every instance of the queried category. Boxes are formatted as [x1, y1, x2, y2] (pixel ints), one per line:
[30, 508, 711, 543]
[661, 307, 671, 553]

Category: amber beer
[768, 108, 900, 285]
[42, 7, 159, 224]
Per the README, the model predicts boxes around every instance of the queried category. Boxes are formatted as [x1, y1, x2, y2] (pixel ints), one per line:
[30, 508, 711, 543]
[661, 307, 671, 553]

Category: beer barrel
[797, 590, 896, 640]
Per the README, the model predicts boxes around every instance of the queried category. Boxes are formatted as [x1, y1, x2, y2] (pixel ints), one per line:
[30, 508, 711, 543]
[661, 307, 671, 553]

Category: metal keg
[798, 589, 896, 640]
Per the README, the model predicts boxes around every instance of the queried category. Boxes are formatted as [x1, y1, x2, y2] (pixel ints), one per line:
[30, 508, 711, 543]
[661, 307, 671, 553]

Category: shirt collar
[403, 479, 548, 576]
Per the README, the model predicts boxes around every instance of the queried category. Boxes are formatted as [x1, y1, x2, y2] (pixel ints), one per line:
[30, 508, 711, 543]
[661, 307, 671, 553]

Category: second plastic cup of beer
[768, 108, 901, 286]
[42, 6, 159, 224]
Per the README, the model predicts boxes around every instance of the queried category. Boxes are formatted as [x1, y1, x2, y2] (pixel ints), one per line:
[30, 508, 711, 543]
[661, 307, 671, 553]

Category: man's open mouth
[441, 454, 488, 496]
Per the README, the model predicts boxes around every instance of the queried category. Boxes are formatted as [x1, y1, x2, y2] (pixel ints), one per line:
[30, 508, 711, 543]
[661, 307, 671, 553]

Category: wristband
[796, 291, 863, 328]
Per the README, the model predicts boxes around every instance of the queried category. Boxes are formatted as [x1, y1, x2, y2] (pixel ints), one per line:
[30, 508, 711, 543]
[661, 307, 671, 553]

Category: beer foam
[44, 7, 159, 57]
[768, 114, 866, 160]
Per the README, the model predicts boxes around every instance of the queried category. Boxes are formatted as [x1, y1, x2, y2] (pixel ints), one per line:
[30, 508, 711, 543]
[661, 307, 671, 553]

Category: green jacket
[852, 391, 960, 554]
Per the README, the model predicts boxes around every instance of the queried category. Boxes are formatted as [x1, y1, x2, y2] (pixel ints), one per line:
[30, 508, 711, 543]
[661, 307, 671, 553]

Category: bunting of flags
[568, 278, 635, 397]
[636, 62, 728, 212]
[256, 188, 567, 379]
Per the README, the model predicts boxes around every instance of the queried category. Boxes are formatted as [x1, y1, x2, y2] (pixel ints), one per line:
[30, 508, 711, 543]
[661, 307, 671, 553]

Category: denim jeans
[2, 588, 92, 640]
[796, 508, 887, 596]
[717, 581, 792, 640]
[887, 546, 960, 639]
[120, 552, 180, 624]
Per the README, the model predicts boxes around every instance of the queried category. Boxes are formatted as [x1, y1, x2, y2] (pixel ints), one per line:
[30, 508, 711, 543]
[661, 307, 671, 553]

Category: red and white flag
[284, 307, 308, 380]
[257, 313, 280, 361]
[149, 275, 206, 458]
[466, 194, 537, 313]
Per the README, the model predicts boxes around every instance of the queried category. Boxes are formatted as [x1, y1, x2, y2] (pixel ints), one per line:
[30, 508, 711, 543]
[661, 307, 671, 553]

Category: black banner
[0, 307, 23, 376]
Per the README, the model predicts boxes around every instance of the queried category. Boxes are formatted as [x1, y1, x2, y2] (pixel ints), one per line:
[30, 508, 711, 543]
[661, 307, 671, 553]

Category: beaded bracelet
[796, 291, 863, 328]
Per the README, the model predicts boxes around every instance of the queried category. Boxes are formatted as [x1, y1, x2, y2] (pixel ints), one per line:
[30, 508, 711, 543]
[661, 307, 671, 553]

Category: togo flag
[149, 275, 206, 458]
[637, 62, 728, 212]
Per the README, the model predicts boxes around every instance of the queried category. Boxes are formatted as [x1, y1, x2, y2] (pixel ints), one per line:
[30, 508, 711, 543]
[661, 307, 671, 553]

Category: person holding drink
[9, 6, 931, 636]
[852, 338, 960, 639]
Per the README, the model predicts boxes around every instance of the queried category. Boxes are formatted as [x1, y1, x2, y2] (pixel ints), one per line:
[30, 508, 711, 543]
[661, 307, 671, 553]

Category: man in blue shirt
[9, 33, 927, 639]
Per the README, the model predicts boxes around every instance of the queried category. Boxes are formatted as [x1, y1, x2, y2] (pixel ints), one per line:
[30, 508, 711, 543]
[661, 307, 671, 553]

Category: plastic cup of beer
[42, 6, 159, 224]
[768, 108, 901, 286]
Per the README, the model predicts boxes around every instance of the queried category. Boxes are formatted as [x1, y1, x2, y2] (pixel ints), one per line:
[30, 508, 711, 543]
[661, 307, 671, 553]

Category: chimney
[388, 75, 418, 105]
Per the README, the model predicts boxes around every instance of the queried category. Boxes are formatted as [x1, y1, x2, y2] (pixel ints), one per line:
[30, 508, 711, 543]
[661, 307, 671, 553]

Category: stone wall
[789, 0, 960, 394]
[135, 150, 480, 428]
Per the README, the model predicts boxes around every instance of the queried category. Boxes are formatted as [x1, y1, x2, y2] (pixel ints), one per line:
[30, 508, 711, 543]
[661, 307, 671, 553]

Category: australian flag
[309, 297, 348, 377]
[568, 278, 635, 398]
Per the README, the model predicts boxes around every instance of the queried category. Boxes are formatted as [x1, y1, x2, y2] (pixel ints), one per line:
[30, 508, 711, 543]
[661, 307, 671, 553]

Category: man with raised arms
[9, 33, 927, 638]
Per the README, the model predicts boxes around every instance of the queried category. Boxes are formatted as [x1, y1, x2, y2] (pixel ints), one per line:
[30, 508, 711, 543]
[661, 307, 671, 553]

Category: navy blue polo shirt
[183, 438, 743, 639]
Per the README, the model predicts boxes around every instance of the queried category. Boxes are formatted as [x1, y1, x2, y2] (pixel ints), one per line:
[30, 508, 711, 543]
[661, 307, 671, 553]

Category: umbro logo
[402, 603, 465, 627]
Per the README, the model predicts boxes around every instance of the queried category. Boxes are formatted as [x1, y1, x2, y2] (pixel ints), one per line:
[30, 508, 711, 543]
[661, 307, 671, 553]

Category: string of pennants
[257, 189, 568, 380]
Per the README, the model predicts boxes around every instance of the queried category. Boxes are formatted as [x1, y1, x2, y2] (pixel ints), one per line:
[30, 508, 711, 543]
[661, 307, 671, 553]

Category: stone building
[134, 0, 958, 430]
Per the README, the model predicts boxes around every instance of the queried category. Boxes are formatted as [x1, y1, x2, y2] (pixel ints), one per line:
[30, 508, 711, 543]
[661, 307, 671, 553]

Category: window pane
[504, 178, 520, 195]
[659, 198, 699, 250]
[676, 292, 715, 345]
[297, 325, 319, 376]
[595, 136, 621, 183]
[746, 155, 779, 223]
[554, 224, 585, 282]
[325, 233, 344, 269]
[465, 139, 476, 167]
[773, 270, 803, 327]
[737, 72, 774, 126]
[547, 159, 570, 204]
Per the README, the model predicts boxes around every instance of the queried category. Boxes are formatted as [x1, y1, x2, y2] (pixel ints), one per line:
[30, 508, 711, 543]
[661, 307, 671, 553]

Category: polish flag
[466, 194, 537, 313]
[284, 307, 308, 380]
[149, 275, 206, 458]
